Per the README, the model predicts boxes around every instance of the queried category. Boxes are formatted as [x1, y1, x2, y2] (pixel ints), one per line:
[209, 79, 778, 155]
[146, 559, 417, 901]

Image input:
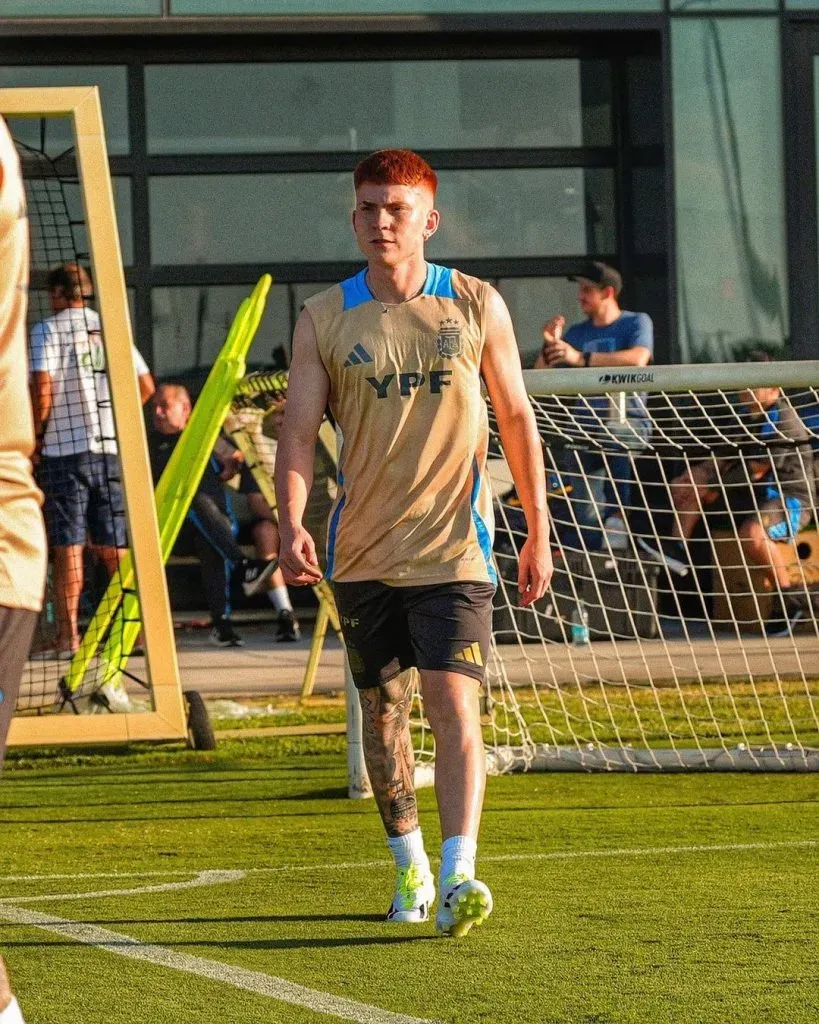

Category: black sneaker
[764, 593, 806, 638]
[274, 608, 301, 642]
[209, 619, 245, 648]
[636, 535, 689, 577]
[240, 558, 278, 597]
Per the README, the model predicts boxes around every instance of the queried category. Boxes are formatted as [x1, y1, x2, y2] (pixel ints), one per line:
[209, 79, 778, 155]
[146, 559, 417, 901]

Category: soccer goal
[1, 86, 186, 748]
[363, 358, 819, 793]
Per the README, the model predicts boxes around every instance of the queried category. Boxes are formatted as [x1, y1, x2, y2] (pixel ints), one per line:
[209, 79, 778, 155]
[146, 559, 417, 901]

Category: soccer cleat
[386, 863, 436, 924]
[274, 608, 301, 642]
[436, 877, 493, 938]
[209, 620, 245, 648]
[240, 558, 279, 597]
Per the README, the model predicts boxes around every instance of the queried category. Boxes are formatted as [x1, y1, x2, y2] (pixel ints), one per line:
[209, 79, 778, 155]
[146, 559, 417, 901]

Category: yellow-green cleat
[386, 863, 436, 923]
[436, 877, 493, 937]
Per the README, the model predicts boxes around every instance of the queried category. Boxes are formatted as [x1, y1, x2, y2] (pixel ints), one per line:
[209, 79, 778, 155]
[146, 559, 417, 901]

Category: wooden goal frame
[2, 86, 188, 746]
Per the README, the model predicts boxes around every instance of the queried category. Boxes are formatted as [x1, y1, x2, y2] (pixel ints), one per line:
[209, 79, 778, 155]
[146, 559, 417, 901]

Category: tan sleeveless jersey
[305, 263, 496, 587]
[0, 117, 46, 611]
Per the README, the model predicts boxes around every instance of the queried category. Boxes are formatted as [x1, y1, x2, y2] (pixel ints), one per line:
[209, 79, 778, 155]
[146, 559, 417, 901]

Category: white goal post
[2, 87, 187, 747]
[349, 357, 819, 793]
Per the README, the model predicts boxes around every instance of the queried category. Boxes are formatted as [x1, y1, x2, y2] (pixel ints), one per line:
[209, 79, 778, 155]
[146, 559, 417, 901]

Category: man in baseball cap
[534, 262, 654, 554]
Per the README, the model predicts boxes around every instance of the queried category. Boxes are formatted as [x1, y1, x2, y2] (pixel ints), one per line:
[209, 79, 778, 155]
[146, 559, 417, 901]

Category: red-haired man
[275, 149, 551, 936]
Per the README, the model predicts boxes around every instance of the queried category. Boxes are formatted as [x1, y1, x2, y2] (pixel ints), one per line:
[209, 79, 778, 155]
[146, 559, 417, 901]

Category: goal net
[470, 361, 819, 772]
[2, 88, 186, 746]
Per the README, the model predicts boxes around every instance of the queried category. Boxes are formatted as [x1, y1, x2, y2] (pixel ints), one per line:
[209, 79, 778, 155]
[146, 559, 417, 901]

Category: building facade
[1, 2, 814, 378]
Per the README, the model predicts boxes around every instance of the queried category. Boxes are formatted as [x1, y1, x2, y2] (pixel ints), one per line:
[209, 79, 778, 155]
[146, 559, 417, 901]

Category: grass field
[0, 722, 816, 1024]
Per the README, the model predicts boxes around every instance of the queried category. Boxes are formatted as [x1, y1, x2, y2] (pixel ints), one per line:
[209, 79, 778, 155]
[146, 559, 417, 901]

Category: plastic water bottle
[571, 602, 590, 646]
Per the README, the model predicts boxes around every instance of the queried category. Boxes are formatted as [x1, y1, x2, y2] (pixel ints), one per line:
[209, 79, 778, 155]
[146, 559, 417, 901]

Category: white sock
[440, 835, 477, 889]
[267, 585, 292, 613]
[0, 998, 25, 1024]
[386, 828, 429, 871]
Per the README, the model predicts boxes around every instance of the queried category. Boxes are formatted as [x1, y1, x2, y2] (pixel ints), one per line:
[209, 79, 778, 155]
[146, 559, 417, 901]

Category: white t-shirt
[29, 306, 149, 457]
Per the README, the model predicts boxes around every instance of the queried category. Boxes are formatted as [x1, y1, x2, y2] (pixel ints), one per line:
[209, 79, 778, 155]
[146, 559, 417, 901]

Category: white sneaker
[435, 877, 493, 937]
[603, 515, 629, 551]
[93, 682, 134, 713]
[386, 863, 436, 923]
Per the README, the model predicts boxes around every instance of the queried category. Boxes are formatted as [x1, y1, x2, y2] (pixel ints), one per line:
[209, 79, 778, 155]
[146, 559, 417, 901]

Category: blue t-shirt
[564, 310, 654, 358]
[564, 311, 654, 439]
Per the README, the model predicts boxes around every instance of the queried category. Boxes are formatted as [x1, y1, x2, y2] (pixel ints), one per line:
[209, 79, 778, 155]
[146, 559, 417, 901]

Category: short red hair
[353, 149, 438, 197]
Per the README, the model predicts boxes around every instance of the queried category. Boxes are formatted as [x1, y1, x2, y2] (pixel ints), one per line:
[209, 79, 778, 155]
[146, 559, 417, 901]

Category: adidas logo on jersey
[343, 344, 374, 368]
[454, 641, 483, 667]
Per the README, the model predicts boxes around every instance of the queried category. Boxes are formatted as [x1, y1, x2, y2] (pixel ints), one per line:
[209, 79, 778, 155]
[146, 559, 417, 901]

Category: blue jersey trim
[759, 404, 780, 438]
[340, 270, 373, 312]
[423, 263, 458, 299]
[326, 470, 346, 580]
[470, 459, 497, 586]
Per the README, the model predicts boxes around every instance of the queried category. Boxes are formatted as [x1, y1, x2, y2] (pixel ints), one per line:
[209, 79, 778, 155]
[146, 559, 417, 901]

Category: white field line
[0, 872, 436, 1024]
[0, 837, 815, 887]
[0, 869, 246, 904]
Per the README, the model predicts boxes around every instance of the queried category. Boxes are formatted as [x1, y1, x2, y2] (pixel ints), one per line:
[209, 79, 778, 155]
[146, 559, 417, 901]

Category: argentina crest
[436, 317, 462, 358]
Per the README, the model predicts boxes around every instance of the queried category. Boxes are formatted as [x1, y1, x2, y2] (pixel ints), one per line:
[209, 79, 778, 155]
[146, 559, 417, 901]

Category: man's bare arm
[30, 370, 53, 452]
[481, 287, 552, 606]
[274, 308, 330, 584]
[138, 371, 156, 405]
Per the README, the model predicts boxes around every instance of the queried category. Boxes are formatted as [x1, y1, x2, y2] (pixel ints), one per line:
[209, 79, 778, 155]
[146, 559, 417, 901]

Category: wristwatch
[582, 351, 592, 367]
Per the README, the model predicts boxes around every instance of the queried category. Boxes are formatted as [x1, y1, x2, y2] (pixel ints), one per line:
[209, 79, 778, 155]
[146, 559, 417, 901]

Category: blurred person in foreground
[0, 113, 47, 1024]
[536, 262, 653, 552]
[275, 149, 551, 936]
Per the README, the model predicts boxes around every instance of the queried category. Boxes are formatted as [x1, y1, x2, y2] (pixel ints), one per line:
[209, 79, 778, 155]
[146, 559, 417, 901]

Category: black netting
[17, 128, 146, 715]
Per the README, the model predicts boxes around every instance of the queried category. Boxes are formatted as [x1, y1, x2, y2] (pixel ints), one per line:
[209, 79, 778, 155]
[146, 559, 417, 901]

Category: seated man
[149, 384, 277, 647]
[640, 363, 815, 637]
[215, 438, 301, 642]
[535, 262, 653, 552]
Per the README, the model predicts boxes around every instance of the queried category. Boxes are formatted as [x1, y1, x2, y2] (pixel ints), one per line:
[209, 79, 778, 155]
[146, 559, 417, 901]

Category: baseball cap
[569, 261, 622, 295]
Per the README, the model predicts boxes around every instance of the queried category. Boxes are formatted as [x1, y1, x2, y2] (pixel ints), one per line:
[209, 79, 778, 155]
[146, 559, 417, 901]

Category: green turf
[0, 738, 816, 1024]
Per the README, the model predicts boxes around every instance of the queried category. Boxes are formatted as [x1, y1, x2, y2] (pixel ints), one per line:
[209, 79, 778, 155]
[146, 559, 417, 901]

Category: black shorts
[331, 580, 496, 689]
[39, 453, 127, 548]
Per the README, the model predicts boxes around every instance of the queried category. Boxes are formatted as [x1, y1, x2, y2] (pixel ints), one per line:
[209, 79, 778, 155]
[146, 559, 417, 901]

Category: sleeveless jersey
[0, 117, 46, 612]
[305, 263, 496, 587]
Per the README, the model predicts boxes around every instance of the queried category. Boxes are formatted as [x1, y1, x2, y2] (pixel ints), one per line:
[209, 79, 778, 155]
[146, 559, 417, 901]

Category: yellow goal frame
[2, 86, 187, 746]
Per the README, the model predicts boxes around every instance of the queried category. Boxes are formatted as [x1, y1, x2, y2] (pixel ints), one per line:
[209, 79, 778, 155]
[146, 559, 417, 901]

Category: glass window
[3, 0, 159, 12]
[27, 178, 133, 270]
[497, 278, 584, 367]
[672, 18, 787, 362]
[172, 0, 661, 12]
[632, 167, 666, 255]
[149, 168, 615, 265]
[0, 66, 129, 155]
[671, 0, 775, 8]
[151, 285, 292, 378]
[146, 60, 611, 155]
[787, 0, 819, 7]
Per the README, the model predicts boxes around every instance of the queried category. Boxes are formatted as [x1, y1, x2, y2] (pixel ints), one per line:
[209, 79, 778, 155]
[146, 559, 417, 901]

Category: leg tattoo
[358, 671, 417, 837]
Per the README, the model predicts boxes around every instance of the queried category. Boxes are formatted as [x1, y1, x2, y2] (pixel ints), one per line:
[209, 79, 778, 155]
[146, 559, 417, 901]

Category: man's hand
[517, 534, 553, 608]
[217, 449, 245, 481]
[541, 315, 582, 367]
[278, 525, 323, 585]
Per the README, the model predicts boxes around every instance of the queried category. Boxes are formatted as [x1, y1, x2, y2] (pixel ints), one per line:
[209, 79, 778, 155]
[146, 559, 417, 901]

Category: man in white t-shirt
[29, 262, 154, 655]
